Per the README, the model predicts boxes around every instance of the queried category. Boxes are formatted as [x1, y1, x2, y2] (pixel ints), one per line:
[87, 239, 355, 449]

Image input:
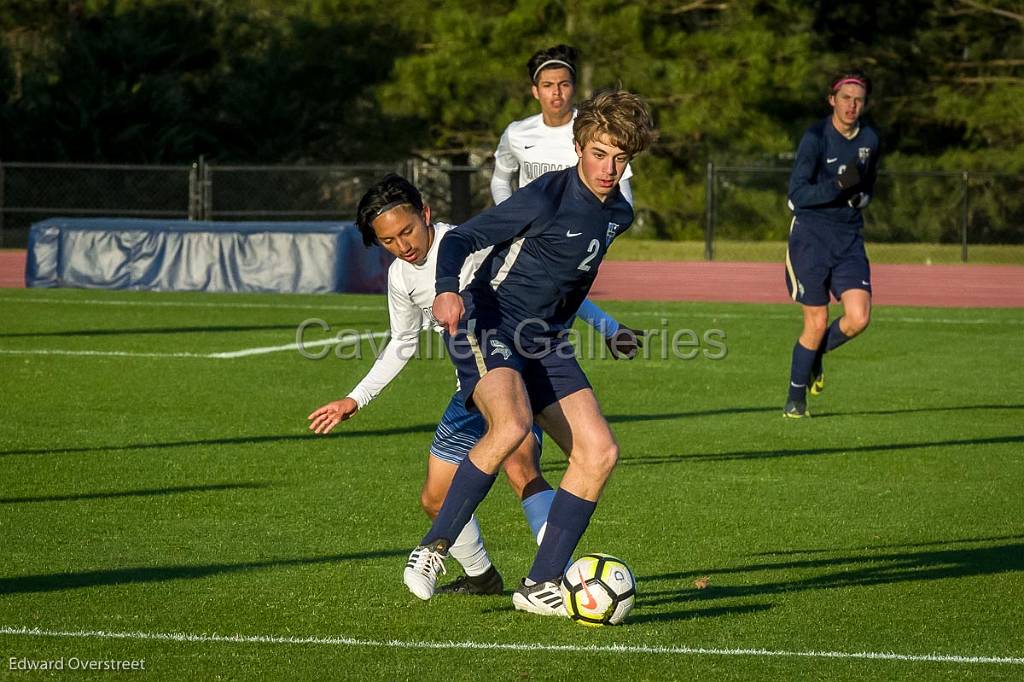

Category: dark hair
[355, 174, 424, 247]
[829, 69, 872, 97]
[527, 44, 578, 84]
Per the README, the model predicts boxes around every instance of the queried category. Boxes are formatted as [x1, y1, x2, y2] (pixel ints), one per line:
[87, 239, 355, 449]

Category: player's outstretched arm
[576, 300, 644, 360]
[308, 397, 359, 435]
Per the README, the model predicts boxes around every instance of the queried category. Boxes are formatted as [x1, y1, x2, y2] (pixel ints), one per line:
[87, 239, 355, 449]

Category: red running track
[2, 249, 1022, 308]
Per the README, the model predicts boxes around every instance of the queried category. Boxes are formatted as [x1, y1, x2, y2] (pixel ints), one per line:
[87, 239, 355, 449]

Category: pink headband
[833, 77, 867, 91]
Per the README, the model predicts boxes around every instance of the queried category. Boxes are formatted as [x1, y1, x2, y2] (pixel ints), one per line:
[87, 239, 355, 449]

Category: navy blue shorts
[445, 322, 591, 414]
[429, 392, 543, 465]
[785, 217, 872, 306]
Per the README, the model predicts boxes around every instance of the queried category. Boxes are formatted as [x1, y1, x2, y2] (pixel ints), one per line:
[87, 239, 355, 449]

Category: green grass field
[1, 288, 1022, 680]
[608, 239, 1024, 264]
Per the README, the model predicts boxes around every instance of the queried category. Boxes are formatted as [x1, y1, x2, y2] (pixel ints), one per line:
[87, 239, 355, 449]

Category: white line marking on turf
[0, 626, 1021, 666]
[0, 332, 387, 360]
[3, 297, 1021, 325]
[0, 296, 383, 313]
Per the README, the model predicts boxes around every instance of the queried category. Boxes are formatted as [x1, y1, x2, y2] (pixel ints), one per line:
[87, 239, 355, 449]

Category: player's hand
[431, 292, 464, 336]
[606, 326, 645, 360]
[835, 161, 861, 190]
[307, 397, 358, 435]
[847, 192, 870, 209]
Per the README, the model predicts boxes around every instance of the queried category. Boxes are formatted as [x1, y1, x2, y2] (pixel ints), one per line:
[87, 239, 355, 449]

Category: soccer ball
[560, 553, 636, 626]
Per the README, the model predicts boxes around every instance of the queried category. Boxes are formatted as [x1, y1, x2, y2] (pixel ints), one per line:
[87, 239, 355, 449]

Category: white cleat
[403, 540, 448, 600]
[512, 578, 566, 617]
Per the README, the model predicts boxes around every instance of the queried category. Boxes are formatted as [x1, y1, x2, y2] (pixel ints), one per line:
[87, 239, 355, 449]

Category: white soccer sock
[522, 488, 556, 544]
[448, 514, 492, 577]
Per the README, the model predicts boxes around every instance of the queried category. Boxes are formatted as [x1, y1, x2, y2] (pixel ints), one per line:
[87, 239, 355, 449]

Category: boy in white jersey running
[307, 175, 639, 595]
[491, 44, 633, 206]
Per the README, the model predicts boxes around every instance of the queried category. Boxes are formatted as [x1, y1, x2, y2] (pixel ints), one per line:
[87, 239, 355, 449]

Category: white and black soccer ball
[560, 553, 636, 626]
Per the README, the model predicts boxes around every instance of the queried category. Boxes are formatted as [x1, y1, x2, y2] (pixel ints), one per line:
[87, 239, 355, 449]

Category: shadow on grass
[0, 482, 271, 505]
[746, 533, 1024, 557]
[638, 541, 1024, 609]
[0, 425, 438, 457]
[536, 434, 1024, 471]
[811, 403, 1024, 419]
[627, 602, 773, 625]
[606, 406, 778, 423]
[0, 549, 408, 595]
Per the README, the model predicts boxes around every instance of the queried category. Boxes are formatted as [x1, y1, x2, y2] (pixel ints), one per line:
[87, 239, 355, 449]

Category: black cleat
[783, 400, 810, 418]
[436, 566, 504, 595]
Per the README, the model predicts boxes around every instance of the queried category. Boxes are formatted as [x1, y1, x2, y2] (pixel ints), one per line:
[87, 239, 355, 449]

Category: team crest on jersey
[858, 147, 871, 163]
[606, 222, 620, 247]
[489, 338, 512, 360]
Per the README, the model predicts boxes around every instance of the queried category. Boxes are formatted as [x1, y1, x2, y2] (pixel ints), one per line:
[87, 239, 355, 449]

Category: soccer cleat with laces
[783, 400, 810, 418]
[512, 578, 567, 617]
[809, 370, 825, 396]
[436, 565, 504, 595]
[403, 540, 448, 600]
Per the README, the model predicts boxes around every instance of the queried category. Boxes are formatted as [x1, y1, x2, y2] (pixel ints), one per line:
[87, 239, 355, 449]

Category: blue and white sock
[522, 489, 556, 544]
[527, 488, 596, 583]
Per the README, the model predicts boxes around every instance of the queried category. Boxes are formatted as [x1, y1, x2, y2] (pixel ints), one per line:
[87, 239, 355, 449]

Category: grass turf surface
[607, 239, 1024, 265]
[1, 288, 1022, 680]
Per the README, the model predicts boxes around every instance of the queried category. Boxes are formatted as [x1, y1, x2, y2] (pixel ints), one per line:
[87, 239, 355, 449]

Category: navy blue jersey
[436, 167, 632, 349]
[788, 116, 881, 230]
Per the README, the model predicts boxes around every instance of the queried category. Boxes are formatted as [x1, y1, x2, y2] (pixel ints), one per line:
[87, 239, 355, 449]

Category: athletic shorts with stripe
[444, 321, 591, 415]
[429, 391, 544, 464]
[785, 217, 872, 306]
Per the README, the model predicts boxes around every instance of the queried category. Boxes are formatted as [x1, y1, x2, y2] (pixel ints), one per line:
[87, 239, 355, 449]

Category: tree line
[1, 0, 1021, 239]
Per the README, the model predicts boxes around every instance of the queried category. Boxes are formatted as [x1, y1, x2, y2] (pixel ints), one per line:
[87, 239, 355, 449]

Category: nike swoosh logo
[861, 280, 871, 286]
[524, 144, 535, 149]
[578, 567, 598, 610]
[827, 157, 838, 163]
[566, 230, 583, 237]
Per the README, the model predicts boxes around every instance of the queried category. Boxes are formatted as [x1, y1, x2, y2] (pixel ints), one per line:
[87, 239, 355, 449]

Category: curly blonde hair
[573, 90, 657, 157]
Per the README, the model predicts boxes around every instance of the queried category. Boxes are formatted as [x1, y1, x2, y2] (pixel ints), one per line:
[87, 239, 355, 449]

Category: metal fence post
[201, 156, 212, 221]
[188, 162, 199, 220]
[0, 161, 5, 248]
[961, 171, 969, 263]
[705, 161, 715, 261]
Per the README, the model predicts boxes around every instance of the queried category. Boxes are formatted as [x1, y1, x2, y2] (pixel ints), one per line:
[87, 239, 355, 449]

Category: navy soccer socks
[527, 488, 596, 583]
[811, 317, 853, 376]
[788, 341, 818, 403]
[421, 458, 496, 548]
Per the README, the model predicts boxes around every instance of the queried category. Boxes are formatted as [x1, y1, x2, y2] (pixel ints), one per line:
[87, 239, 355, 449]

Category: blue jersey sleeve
[788, 131, 841, 210]
[435, 186, 549, 295]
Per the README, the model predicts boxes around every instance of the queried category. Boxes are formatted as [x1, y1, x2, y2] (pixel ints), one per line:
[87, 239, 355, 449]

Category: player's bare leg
[510, 388, 617, 616]
[786, 304, 828, 417]
[808, 288, 872, 398]
[404, 368, 531, 600]
[420, 456, 503, 595]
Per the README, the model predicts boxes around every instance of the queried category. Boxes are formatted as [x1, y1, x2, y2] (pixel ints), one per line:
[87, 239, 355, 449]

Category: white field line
[0, 626, 1021, 666]
[0, 296, 383, 312]
[2, 296, 1020, 325]
[0, 332, 387, 360]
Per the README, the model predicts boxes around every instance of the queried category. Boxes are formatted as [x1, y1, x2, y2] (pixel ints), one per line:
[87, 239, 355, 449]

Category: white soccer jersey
[346, 223, 488, 409]
[491, 110, 633, 205]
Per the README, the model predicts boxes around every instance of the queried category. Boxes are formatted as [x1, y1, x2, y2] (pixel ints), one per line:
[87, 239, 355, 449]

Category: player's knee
[581, 440, 619, 480]
[419, 488, 443, 518]
[488, 415, 533, 453]
[846, 310, 871, 336]
[805, 316, 828, 338]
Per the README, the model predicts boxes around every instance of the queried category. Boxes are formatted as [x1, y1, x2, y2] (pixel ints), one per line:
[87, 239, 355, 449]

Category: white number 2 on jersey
[577, 238, 600, 272]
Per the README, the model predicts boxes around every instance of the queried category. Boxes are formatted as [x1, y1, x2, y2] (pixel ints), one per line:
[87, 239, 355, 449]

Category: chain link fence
[3, 161, 1021, 261]
[706, 164, 1024, 261]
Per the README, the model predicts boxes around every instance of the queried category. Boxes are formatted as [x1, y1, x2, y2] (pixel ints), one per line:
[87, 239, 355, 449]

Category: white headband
[532, 59, 575, 83]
